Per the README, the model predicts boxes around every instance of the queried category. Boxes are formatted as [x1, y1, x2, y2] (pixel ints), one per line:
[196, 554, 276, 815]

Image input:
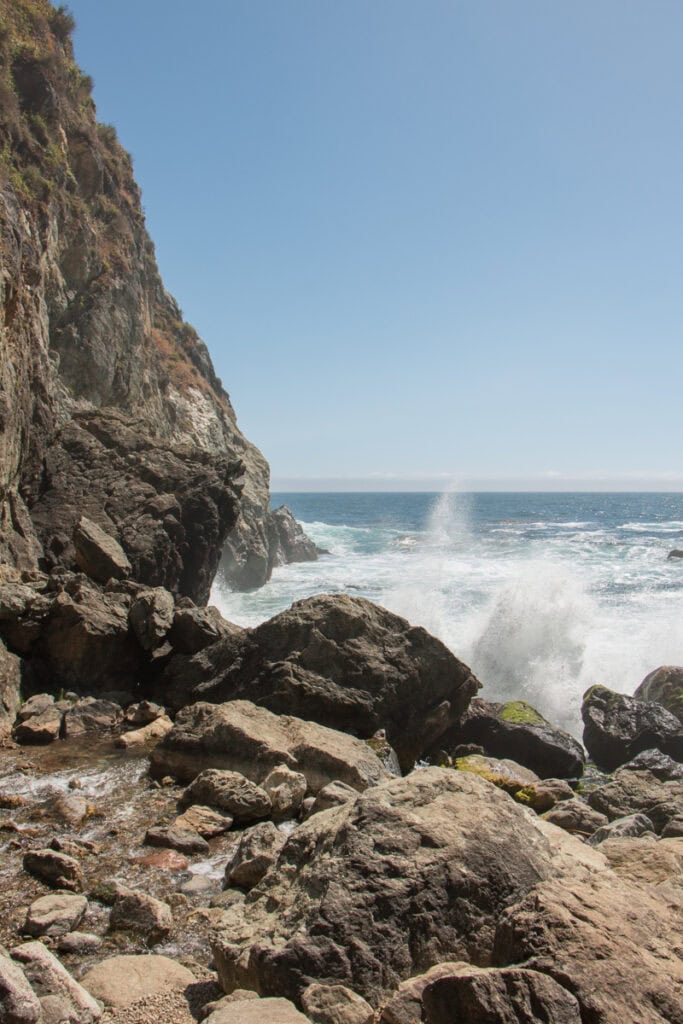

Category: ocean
[211, 492, 683, 735]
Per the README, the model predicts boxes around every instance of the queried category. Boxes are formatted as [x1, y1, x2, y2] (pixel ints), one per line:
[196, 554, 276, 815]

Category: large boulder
[422, 965, 582, 1024]
[161, 595, 480, 771]
[182, 769, 272, 822]
[0, 952, 42, 1024]
[586, 767, 683, 832]
[635, 666, 683, 724]
[80, 954, 195, 1008]
[582, 684, 683, 770]
[434, 698, 585, 779]
[150, 700, 389, 794]
[211, 768, 604, 1007]
[0, 638, 22, 739]
[72, 516, 131, 583]
[11, 941, 101, 1023]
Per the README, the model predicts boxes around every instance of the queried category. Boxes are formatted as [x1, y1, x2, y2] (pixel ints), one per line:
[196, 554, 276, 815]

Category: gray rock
[0, 952, 42, 1024]
[144, 825, 210, 855]
[62, 698, 122, 738]
[181, 769, 272, 822]
[582, 684, 683, 771]
[225, 821, 287, 889]
[128, 587, 174, 650]
[56, 933, 103, 955]
[309, 780, 359, 816]
[635, 666, 683, 724]
[73, 516, 131, 583]
[11, 941, 101, 1022]
[262, 765, 308, 819]
[109, 890, 172, 942]
[301, 983, 374, 1024]
[619, 747, 683, 780]
[23, 850, 84, 892]
[587, 767, 683, 832]
[23, 894, 88, 937]
[587, 812, 656, 846]
[542, 797, 609, 836]
[422, 966, 582, 1024]
[169, 604, 242, 655]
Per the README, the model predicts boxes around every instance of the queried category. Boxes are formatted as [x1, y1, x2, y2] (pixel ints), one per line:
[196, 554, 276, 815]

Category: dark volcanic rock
[163, 595, 480, 771]
[434, 698, 585, 779]
[582, 684, 683, 771]
[635, 666, 683, 724]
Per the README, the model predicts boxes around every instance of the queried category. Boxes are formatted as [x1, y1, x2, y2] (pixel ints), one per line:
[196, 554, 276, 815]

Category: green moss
[499, 701, 546, 726]
[454, 755, 523, 796]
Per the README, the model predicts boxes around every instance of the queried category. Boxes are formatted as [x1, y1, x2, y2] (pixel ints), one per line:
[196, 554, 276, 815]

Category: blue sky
[67, 1, 683, 490]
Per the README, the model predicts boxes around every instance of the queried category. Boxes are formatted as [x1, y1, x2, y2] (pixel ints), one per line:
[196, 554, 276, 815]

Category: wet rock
[56, 933, 102, 955]
[115, 714, 173, 748]
[129, 587, 174, 650]
[50, 837, 98, 858]
[134, 849, 189, 872]
[667, 549, 683, 560]
[169, 604, 240, 655]
[301, 983, 375, 1024]
[13, 705, 63, 744]
[309, 780, 358, 816]
[72, 516, 131, 584]
[493, 868, 683, 1024]
[23, 850, 84, 892]
[586, 767, 683, 831]
[635, 666, 683, 724]
[205, 997, 310, 1024]
[80, 953, 195, 1008]
[11, 941, 101, 1022]
[421, 966, 582, 1024]
[587, 812, 656, 846]
[512, 778, 574, 813]
[151, 700, 388, 795]
[174, 804, 233, 838]
[163, 594, 480, 771]
[23, 894, 88, 938]
[0, 639, 22, 740]
[542, 797, 609, 836]
[582, 684, 683, 771]
[262, 765, 308, 820]
[224, 821, 287, 889]
[124, 700, 165, 726]
[211, 768, 603, 1006]
[144, 824, 210, 855]
[435, 698, 585, 779]
[619, 747, 683, 779]
[181, 769, 272, 822]
[453, 754, 540, 796]
[62, 698, 122, 738]
[109, 889, 172, 942]
[53, 793, 90, 827]
[178, 875, 216, 897]
[0, 951, 42, 1024]
[268, 505, 319, 568]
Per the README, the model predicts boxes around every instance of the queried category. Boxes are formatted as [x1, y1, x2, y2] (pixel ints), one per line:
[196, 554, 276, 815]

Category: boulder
[587, 812, 655, 846]
[512, 778, 574, 813]
[435, 699, 585, 779]
[72, 516, 131, 583]
[309, 781, 358, 817]
[454, 754, 540, 796]
[211, 768, 604, 1007]
[635, 666, 683, 724]
[144, 825, 210, 855]
[151, 700, 388, 795]
[542, 798, 609, 836]
[124, 700, 165, 726]
[582, 684, 683, 770]
[493, 868, 683, 1024]
[62, 698, 122, 738]
[128, 587, 175, 650]
[268, 505, 319, 566]
[109, 890, 172, 942]
[23, 893, 88, 937]
[56, 933, 102, 955]
[378, 962, 469, 1024]
[301, 983, 374, 1024]
[11, 941, 101, 1022]
[181, 769, 272, 822]
[23, 850, 84, 892]
[586, 767, 683, 832]
[667, 549, 683, 560]
[262, 765, 308, 819]
[422, 966, 582, 1024]
[205, 996, 310, 1024]
[13, 704, 62, 744]
[600, 835, 683, 888]
[168, 603, 240, 655]
[225, 822, 287, 889]
[0, 952, 42, 1024]
[80, 954, 195, 1008]
[161, 595, 480, 771]
[619, 747, 683, 779]
[174, 804, 233, 838]
[0, 639, 22, 740]
[115, 714, 173, 747]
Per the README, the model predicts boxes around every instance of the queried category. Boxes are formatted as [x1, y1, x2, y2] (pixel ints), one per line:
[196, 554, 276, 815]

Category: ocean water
[211, 492, 683, 734]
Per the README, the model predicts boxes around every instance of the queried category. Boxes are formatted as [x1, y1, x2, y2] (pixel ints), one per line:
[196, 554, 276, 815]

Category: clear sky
[67, 1, 683, 491]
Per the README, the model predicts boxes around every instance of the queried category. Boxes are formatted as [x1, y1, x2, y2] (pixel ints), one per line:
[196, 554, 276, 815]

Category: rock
[129, 587, 175, 650]
[542, 797, 609, 836]
[667, 549, 683, 560]
[378, 962, 468, 1024]
[174, 805, 233, 838]
[0, 639, 22, 740]
[202, 990, 259, 1016]
[178, 875, 216, 897]
[587, 811, 656, 846]
[262, 765, 308, 819]
[181, 769, 272, 822]
[582, 684, 683, 770]
[225, 821, 287, 889]
[109, 890, 172, 942]
[13, 704, 63, 744]
[435, 699, 585, 779]
[169, 604, 242, 655]
[72, 516, 131, 583]
[11, 941, 101, 1022]
[144, 825, 210, 855]
[211, 768, 604, 1006]
[308, 780, 358, 816]
[301, 983, 374, 1024]
[619, 747, 683, 779]
[115, 714, 173, 747]
[635, 666, 683, 724]
[56, 933, 102, 955]
[23, 850, 84, 892]
[205, 997, 310, 1024]
[268, 506, 319, 566]
[421, 966, 582, 1024]
[512, 778, 575, 813]
[124, 700, 165, 726]
[587, 767, 683, 831]
[0, 951, 42, 1024]
[163, 595, 480, 771]
[134, 849, 189, 872]
[454, 754, 540, 796]
[80, 954, 195, 1008]
[662, 815, 683, 838]
[23, 893, 88, 937]
[152, 700, 388, 795]
[62, 698, 122, 738]
[493, 868, 683, 1024]
[600, 835, 683, 888]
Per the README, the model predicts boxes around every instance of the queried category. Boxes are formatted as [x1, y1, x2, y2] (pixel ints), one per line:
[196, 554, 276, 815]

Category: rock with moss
[454, 754, 540, 796]
[432, 698, 585, 779]
[513, 778, 575, 813]
[582, 684, 683, 771]
[635, 666, 683, 725]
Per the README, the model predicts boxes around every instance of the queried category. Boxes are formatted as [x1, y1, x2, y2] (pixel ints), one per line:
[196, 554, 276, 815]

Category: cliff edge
[0, 0, 314, 601]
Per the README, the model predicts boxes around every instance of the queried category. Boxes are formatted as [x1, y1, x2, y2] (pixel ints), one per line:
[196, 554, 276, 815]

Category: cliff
[0, 0, 314, 601]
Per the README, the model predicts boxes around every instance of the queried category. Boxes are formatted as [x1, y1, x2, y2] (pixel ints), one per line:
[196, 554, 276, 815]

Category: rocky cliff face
[0, 0, 310, 601]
